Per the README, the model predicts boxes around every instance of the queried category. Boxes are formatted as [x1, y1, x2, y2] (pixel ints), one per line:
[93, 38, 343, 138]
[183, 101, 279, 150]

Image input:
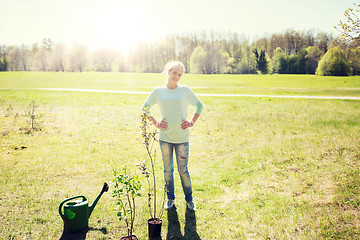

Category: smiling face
[167, 65, 184, 86]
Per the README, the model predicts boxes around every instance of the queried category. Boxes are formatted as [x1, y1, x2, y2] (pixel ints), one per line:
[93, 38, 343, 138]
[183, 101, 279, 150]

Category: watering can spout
[88, 182, 109, 217]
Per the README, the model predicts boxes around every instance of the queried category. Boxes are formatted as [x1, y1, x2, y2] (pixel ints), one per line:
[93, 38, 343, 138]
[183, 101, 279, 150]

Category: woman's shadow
[166, 207, 200, 240]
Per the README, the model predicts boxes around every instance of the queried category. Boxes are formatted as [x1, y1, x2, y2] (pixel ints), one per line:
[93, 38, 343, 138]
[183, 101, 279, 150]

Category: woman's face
[168, 66, 183, 84]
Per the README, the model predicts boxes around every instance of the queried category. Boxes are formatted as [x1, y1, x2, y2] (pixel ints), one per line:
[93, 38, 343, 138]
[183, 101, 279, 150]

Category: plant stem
[120, 197, 129, 237]
[131, 196, 135, 237]
[147, 177, 154, 219]
[147, 147, 156, 219]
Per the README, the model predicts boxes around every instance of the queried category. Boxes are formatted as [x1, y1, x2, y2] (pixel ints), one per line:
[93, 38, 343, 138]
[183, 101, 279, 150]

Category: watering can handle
[58, 195, 87, 220]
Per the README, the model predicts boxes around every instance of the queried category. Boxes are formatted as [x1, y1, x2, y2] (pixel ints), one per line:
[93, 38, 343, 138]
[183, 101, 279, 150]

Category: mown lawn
[0, 73, 359, 239]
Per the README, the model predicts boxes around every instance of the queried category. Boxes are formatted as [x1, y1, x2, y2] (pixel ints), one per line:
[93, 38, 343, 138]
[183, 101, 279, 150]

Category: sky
[0, 0, 355, 51]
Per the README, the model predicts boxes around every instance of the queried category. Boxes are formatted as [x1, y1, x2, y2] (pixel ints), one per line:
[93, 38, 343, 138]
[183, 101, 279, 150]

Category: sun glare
[93, 2, 151, 53]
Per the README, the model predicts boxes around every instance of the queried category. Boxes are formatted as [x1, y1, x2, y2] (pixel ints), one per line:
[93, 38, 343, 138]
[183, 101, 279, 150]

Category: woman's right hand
[156, 118, 167, 129]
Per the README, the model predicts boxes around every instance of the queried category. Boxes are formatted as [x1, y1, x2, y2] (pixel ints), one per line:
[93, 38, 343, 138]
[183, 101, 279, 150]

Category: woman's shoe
[165, 199, 175, 210]
[186, 201, 196, 211]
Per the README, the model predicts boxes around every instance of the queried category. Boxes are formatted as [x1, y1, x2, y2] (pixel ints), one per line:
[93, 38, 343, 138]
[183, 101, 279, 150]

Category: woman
[142, 61, 203, 211]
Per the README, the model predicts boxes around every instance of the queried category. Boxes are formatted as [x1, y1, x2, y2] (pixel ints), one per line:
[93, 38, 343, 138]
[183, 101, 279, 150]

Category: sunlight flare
[92, 1, 152, 52]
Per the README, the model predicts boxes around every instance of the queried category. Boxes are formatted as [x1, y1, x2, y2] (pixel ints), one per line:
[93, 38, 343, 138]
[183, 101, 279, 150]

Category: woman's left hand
[181, 120, 193, 129]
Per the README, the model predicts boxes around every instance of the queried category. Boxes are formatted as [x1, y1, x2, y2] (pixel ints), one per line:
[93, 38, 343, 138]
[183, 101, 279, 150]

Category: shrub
[316, 47, 352, 76]
[111, 166, 141, 238]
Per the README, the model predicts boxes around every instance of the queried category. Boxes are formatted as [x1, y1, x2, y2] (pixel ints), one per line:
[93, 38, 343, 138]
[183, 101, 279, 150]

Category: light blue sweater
[142, 85, 203, 143]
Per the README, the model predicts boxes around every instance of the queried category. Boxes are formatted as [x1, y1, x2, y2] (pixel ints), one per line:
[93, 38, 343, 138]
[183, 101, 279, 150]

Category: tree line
[0, 29, 359, 76]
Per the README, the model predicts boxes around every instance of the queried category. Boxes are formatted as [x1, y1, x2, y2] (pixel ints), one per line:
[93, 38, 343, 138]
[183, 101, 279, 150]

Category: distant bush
[272, 48, 311, 74]
[316, 47, 352, 76]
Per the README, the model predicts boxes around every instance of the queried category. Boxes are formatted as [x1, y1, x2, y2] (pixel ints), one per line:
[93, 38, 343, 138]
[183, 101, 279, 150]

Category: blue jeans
[159, 140, 193, 202]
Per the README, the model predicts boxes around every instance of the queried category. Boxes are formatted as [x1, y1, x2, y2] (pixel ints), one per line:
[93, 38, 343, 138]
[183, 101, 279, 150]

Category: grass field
[1, 71, 360, 96]
[1, 72, 360, 239]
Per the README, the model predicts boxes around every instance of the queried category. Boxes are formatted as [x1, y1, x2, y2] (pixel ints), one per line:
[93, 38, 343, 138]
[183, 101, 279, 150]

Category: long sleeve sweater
[142, 85, 203, 143]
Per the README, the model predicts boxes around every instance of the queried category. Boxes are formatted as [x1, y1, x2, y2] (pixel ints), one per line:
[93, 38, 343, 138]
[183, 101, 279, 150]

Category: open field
[1, 72, 360, 239]
[1, 72, 360, 97]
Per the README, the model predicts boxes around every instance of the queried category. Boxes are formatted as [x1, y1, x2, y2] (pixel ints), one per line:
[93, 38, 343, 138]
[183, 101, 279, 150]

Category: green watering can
[59, 182, 109, 233]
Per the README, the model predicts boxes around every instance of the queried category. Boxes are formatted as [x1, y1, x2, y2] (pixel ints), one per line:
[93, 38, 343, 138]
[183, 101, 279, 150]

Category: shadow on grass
[59, 226, 107, 240]
[166, 207, 200, 240]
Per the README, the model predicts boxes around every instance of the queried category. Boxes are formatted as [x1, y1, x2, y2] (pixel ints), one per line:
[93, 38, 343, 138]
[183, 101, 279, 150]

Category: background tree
[304, 30, 316, 47]
[116, 51, 129, 72]
[129, 42, 152, 72]
[206, 42, 232, 74]
[175, 33, 199, 72]
[225, 32, 243, 73]
[283, 30, 296, 54]
[42, 38, 53, 51]
[0, 45, 8, 71]
[8, 47, 20, 71]
[159, 36, 176, 67]
[19, 44, 31, 71]
[51, 43, 66, 72]
[278, 54, 289, 74]
[189, 42, 232, 74]
[336, 1, 360, 43]
[272, 47, 285, 73]
[238, 41, 256, 74]
[33, 47, 49, 71]
[190, 45, 207, 74]
[345, 38, 360, 75]
[2, 28, 359, 75]
[253, 37, 269, 55]
[316, 32, 333, 53]
[253, 49, 269, 74]
[69, 44, 87, 72]
[316, 46, 352, 76]
[305, 46, 324, 74]
[289, 49, 307, 74]
[93, 48, 115, 72]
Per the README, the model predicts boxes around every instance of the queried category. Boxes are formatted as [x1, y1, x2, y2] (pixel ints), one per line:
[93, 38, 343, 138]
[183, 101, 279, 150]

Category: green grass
[0, 73, 360, 239]
[1, 72, 360, 96]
